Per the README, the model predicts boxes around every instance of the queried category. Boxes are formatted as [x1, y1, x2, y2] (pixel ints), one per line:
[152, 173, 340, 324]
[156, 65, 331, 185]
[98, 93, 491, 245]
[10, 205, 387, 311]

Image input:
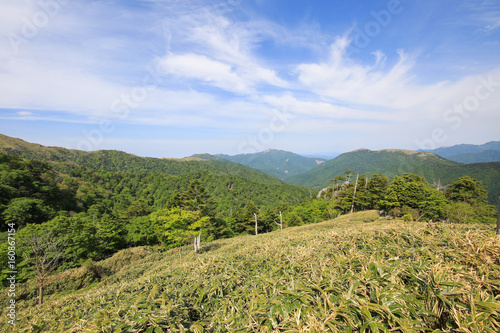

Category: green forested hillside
[0, 134, 284, 186]
[287, 148, 500, 205]
[422, 140, 500, 158]
[0, 152, 310, 230]
[195, 149, 326, 180]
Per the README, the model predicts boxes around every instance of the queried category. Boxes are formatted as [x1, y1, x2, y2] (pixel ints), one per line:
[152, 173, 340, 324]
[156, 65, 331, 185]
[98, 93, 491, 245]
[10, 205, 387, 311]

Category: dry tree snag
[22, 231, 65, 305]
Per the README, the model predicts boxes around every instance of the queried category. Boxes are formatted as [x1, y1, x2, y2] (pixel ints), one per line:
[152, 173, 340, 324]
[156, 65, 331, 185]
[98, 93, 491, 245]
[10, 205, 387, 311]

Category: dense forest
[1, 150, 497, 292]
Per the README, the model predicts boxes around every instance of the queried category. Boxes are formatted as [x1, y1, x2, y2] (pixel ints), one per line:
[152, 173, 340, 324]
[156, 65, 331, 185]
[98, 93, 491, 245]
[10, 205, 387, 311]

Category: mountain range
[421, 141, 500, 163]
[284, 148, 500, 205]
[1, 134, 499, 205]
[193, 149, 326, 180]
[0, 133, 312, 212]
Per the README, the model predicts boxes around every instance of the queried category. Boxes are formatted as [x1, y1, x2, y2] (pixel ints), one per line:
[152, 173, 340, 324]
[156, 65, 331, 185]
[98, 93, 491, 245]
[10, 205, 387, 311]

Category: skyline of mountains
[1, 133, 499, 205]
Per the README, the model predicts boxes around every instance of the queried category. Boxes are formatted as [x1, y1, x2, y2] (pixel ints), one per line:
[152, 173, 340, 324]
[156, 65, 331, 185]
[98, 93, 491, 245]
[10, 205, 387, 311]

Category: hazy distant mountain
[194, 149, 326, 180]
[286, 148, 500, 205]
[447, 150, 500, 163]
[421, 141, 500, 163]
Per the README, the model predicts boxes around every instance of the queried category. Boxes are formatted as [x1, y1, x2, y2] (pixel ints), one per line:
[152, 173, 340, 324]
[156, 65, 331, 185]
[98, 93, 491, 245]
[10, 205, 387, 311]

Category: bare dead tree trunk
[274, 211, 283, 232]
[194, 233, 201, 252]
[496, 196, 500, 235]
[254, 213, 258, 235]
[279, 211, 283, 232]
[350, 174, 359, 214]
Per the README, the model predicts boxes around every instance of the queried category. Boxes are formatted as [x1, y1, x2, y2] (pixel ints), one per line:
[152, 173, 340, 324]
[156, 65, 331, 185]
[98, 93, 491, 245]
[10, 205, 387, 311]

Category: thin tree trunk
[496, 196, 500, 235]
[274, 211, 283, 232]
[350, 174, 359, 214]
[254, 213, 258, 235]
[279, 211, 283, 232]
[38, 280, 43, 305]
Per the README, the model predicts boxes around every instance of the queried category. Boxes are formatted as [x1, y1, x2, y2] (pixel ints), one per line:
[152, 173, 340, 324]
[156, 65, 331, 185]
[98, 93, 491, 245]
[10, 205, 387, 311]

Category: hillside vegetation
[0, 134, 285, 186]
[422, 141, 500, 163]
[197, 149, 326, 180]
[286, 149, 500, 205]
[2, 212, 499, 332]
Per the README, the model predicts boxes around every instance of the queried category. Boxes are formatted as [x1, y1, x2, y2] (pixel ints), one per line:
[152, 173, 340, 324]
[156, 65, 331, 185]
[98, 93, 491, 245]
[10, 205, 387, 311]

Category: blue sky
[1, 0, 499, 158]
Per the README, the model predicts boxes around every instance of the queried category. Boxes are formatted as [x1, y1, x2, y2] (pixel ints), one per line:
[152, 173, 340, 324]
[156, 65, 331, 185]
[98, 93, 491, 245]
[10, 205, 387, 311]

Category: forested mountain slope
[194, 149, 326, 180]
[287, 148, 500, 205]
[421, 140, 500, 163]
[0, 134, 285, 186]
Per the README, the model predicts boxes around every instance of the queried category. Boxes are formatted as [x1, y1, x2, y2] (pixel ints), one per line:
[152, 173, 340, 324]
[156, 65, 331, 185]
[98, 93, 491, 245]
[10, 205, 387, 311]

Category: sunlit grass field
[2, 211, 500, 332]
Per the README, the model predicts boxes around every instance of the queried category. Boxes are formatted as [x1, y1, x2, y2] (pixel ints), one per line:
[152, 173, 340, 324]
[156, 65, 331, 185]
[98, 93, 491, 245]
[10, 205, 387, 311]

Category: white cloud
[157, 3, 289, 94]
[159, 53, 250, 94]
[484, 20, 500, 32]
[262, 93, 407, 122]
[295, 36, 442, 109]
[17, 110, 33, 116]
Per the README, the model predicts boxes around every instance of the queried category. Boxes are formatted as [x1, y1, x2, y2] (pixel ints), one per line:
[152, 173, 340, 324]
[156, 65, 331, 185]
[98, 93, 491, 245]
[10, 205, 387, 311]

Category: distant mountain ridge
[0, 134, 285, 186]
[421, 141, 500, 163]
[286, 148, 500, 205]
[2, 133, 499, 205]
[0, 133, 312, 210]
[193, 149, 326, 180]
[287, 148, 460, 187]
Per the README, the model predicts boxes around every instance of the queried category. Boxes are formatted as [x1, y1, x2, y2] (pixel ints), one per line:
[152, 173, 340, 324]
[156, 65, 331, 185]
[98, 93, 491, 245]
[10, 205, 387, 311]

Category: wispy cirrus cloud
[156, 2, 289, 95]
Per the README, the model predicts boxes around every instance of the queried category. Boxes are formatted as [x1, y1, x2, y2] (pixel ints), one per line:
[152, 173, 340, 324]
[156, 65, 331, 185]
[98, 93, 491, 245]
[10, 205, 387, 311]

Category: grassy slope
[3, 211, 500, 332]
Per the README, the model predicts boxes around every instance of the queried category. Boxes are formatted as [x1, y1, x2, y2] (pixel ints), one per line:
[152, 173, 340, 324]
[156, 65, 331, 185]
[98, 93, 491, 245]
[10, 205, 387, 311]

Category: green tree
[444, 177, 496, 223]
[366, 174, 389, 209]
[125, 215, 160, 246]
[380, 174, 446, 221]
[2, 197, 55, 228]
[445, 176, 488, 205]
[235, 200, 260, 234]
[153, 208, 209, 250]
[123, 199, 153, 218]
[95, 213, 125, 257]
